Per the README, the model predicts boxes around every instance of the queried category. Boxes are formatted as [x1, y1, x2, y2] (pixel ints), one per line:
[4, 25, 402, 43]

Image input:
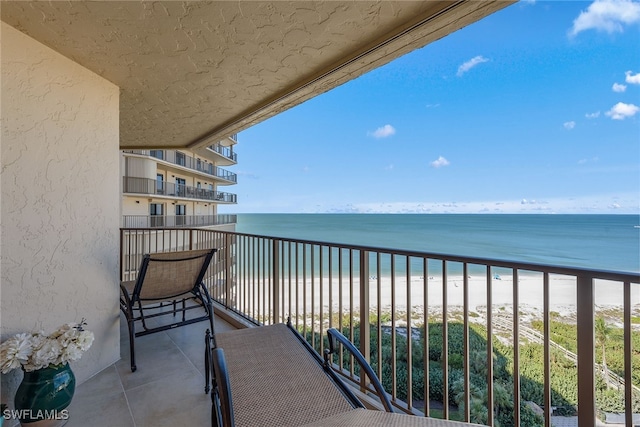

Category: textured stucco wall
[1, 22, 120, 401]
[122, 198, 149, 216]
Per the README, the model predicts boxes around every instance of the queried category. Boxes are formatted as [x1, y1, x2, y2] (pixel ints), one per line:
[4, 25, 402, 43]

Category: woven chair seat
[299, 408, 487, 427]
[214, 324, 354, 427]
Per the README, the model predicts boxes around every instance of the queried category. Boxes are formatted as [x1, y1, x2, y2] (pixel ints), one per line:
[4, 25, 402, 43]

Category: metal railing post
[359, 250, 370, 392]
[272, 239, 280, 324]
[224, 233, 232, 308]
[623, 281, 632, 426]
[119, 228, 124, 282]
[576, 274, 595, 427]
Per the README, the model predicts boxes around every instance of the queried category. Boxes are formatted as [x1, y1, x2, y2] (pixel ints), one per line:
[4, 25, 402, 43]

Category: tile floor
[64, 314, 237, 427]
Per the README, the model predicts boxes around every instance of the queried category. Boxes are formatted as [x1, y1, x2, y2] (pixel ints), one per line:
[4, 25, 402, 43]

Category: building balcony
[207, 142, 237, 165]
[122, 214, 237, 228]
[123, 150, 237, 183]
[111, 227, 640, 427]
[122, 176, 237, 204]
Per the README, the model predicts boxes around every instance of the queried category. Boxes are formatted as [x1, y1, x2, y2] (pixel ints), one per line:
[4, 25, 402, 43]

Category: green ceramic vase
[14, 363, 75, 425]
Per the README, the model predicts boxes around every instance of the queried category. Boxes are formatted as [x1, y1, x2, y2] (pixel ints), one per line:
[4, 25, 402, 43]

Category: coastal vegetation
[308, 311, 639, 426]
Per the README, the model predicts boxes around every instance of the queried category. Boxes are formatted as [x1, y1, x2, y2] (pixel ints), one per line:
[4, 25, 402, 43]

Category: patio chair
[120, 248, 216, 372]
[205, 322, 364, 427]
[205, 322, 486, 427]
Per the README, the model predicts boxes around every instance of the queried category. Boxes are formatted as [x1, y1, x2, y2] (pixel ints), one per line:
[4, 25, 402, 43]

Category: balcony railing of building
[123, 149, 237, 182]
[122, 214, 237, 228]
[207, 142, 237, 163]
[119, 227, 640, 427]
[122, 177, 237, 203]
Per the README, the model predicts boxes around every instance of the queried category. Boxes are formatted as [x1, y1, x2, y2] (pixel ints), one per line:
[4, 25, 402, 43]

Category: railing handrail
[122, 177, 237, 203]
[207, 143, 237, 162]
[121, 214, 237, 228]
[123, 149, 237, 181]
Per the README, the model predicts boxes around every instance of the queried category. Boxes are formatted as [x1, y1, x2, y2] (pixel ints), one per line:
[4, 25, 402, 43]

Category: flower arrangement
[0, 320, 94, 373]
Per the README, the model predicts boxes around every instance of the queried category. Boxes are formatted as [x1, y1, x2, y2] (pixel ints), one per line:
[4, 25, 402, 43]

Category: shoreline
[233, 274, 639, 319]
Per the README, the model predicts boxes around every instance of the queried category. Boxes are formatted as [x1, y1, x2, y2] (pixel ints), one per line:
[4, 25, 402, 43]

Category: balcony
[122, 177, 237, 204]
[207, 142, 237, 165]
[114, 227, 640, 427]
[123, 150, 237, 182]
[122, 214, 237, 228]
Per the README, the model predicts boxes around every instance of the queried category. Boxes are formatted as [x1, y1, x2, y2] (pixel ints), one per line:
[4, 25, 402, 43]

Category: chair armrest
[211, 347, 235, 427]
[119, 283, 133, 313]
[323, 328, 394, 413]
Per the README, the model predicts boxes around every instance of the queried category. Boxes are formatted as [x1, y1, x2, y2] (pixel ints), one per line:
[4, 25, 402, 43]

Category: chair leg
[205, 329, 211, 394]
[127, 315, 137, 372]
[200, 284, 216, 338]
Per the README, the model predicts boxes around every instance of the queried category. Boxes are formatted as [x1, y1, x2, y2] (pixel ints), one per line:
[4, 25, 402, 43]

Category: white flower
[28, 338, 62, 371]
[0, 320, 94, 373]
[75, 330, 95, 352]
[60, 343, 84, 363]
[0, 333, 33, 374]
[50, 323, 74, 339]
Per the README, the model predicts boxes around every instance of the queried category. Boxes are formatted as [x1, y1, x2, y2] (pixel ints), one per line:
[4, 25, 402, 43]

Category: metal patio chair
[205, 321, 487, 427]
[120, 248, 216, 372]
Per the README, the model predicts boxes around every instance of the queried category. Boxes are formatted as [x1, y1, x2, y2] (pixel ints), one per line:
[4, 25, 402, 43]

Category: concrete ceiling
[1, 1, 513, 150]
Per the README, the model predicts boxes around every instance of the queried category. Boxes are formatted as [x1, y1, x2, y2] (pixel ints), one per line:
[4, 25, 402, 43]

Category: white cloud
[578, 157, 599, 164]
[585, 111, 601, 119]
[237, 171, 260, 180]
[322, 193, 639, 214]
[605, 102, 640, 119]
[430, 156, 450, 168]
[425, 103, 440, 109]
[626, 70, 640, 84]
[384, 164, 394, 171]
[569, 0, 640, 36]
[564, 121, 576, 130]
[457, 56, 489, 77]
[612, 82, 627, 92]
[370, 124, 396, 138]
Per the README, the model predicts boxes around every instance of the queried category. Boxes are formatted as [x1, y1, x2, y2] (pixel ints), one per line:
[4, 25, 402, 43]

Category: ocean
[234, 214, 640, 274]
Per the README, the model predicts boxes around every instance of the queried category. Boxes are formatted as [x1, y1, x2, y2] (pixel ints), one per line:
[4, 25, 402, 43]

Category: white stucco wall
[1, 22, 120, 399]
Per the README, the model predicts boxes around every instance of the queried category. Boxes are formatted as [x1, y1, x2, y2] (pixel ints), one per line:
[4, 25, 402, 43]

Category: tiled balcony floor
[65, 313, 237, 427]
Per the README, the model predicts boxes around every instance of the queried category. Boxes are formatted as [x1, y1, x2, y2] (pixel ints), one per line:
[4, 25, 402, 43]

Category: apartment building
[121, 135, 238, 230]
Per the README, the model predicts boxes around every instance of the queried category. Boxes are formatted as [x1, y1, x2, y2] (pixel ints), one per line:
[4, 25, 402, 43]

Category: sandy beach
[232, 274, 639, 322]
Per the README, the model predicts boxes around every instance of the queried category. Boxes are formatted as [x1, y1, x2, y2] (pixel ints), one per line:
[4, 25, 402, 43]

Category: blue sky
[220, 0, 640, 214]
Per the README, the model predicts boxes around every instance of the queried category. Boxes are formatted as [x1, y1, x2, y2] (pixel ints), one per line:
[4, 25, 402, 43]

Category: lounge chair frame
[324, 327, 394, 412]
[120, 248, 216, 372]
[205, 319, 396, 427]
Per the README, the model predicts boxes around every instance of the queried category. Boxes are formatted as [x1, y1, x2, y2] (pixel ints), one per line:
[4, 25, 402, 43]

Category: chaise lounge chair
[205, 320, 486, 427]
[120, 248, 216, 372]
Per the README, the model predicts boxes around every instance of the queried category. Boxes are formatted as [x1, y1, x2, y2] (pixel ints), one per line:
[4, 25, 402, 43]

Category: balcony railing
[122, 214, 237, 228]
[119, 227, 640, 427]
[208, 142, 238, 163]
[123, 149, 237, 182]
[122, 176, 237, 203]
